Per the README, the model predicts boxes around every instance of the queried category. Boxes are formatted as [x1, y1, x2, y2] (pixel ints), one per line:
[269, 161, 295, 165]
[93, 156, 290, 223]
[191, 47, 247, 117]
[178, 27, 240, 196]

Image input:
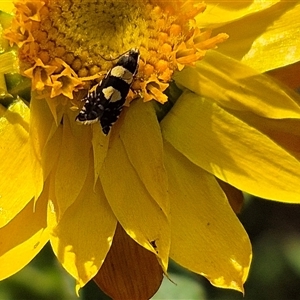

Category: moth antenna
[99, 49, 132, 61]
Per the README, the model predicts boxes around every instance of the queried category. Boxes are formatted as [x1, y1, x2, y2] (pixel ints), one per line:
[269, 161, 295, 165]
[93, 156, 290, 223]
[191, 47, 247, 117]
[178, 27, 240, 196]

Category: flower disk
[5, 0, 228, 104]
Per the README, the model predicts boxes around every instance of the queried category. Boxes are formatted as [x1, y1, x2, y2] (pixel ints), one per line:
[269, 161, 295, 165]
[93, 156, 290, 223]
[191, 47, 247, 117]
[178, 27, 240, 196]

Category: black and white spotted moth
[76, 48, 140, 135]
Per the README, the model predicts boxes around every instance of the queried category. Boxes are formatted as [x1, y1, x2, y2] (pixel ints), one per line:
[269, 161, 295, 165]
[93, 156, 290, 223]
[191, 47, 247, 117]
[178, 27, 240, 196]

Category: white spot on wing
[111, 66, 133, 84]
[102, 86, 122, 102]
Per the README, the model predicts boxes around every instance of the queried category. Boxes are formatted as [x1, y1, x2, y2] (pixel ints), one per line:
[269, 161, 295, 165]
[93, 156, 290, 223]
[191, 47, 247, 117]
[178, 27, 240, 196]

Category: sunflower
[1, 0, 300, 299]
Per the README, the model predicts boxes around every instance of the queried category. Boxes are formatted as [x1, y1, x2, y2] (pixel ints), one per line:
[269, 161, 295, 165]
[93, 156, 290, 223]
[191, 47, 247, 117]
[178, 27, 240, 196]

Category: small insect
[76, 48, 140, 135]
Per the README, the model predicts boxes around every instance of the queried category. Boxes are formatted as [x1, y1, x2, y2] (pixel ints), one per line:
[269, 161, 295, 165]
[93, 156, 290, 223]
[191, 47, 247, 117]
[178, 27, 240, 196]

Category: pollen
[4, 0, 228, 104]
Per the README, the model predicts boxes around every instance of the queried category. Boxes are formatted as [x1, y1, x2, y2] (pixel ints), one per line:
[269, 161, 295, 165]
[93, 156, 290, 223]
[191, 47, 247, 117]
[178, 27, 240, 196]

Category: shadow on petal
[217, 179, 244, 214]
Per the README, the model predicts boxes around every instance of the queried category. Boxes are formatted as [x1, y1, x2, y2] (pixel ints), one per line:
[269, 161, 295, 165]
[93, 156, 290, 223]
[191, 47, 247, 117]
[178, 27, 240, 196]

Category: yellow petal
[161, 91, 300, 202]
[0, 11, 13, 53]
[0, 100, 43, 227]
[0, 73, 6, 95]
[48, 158, 117, 290]
[30, 96, 63, 182]
[165, 142, 251, 292]
[227, 109, 300, 163]
[54, 111, 92, 218]
[41, 121, 63, 181]
[0, 52, 18, 74]
[45, 95, 65, 126]
[0, 194, 49, 280]
[242, 2, 300, 72]
[197, 0, 279, 28]
[30, 95, 58, 165]
[212, 2, 300, 72]
[0, 1, 14, 14]
[120, 100, 169, 216]
[92, 123, 109, 188]
[94, 224, 163, 300]
[174, 51, 300, 119]
[100, 134, 170, 273]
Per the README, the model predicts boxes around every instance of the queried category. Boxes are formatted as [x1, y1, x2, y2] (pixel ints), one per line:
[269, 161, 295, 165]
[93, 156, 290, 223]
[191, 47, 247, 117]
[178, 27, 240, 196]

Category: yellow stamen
[23, 58, 57, 91]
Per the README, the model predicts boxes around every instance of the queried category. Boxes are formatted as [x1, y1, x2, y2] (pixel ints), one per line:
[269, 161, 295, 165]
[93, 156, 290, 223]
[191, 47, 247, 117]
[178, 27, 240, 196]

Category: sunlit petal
[0, 192, 49, 280]
[30, 94, 58, 166]
[0, 100, 43, 227]
[100, 134, 170, 272]
[212, 2, 300, 72]
[226, 109, 300, 162]
[0, 2, 14, 14]
[165, 142, 251, 292]
[48, 157, 117, 290]
[197, 0, 279, 28]
[41, 121, 63, 181]
[120, 100, 169, 216]
[161, 91, 300, 202]
[242, 2, 300, 72]
[54, 111, 92, 218]
[197, 1, 300, 72]
[174, 51, 300, 119]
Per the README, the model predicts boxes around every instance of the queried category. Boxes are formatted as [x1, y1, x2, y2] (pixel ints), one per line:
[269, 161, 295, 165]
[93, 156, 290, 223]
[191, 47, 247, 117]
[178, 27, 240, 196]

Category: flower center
[5, 0, 228, 104]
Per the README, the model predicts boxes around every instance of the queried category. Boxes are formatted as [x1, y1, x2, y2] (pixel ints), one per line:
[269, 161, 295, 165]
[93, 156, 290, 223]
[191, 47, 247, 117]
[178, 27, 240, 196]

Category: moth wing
[75, 75, 112, 124]
[100, 99, 125, 135]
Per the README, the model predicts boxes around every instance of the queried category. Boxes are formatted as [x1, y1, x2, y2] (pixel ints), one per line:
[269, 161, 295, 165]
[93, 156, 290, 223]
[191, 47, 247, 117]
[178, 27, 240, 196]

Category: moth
[76, 48, 140, 135]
